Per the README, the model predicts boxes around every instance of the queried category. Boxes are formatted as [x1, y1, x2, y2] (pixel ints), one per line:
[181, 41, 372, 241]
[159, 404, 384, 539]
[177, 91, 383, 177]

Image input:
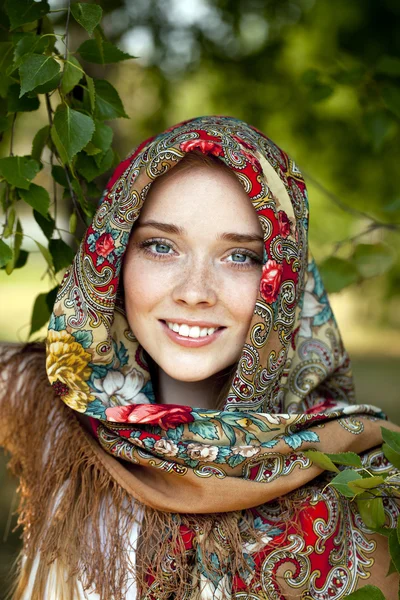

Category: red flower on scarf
[105, 403, 194, 429]
[95, 233, 115, 257]
[260, 260, 283, 304]
[180, 139, 223, 156]
[278, 210, 291, 238]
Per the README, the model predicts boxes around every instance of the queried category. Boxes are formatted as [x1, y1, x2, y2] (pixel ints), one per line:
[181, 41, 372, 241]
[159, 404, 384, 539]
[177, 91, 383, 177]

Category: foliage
[1, 0, 400, 338]
[0, 0, 132, 333]
[101, 0, 400, 304]
[304, 426, 400, 599]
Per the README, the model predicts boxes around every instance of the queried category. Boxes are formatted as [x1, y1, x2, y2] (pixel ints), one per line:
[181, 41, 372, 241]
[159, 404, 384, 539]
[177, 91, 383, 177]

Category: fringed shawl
[2, 116, 400, 599]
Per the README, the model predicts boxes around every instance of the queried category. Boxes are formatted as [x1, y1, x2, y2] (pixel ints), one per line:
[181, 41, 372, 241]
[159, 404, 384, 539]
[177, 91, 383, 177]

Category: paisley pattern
[45, 116, 400, 598]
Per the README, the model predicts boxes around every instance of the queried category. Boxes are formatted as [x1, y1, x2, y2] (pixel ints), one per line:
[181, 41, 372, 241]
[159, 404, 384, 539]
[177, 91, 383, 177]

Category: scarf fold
[6, 116, 399, 599]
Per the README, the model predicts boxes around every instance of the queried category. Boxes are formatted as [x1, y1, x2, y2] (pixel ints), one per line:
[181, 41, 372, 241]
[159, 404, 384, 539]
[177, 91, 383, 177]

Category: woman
[1, 115, 399, 599]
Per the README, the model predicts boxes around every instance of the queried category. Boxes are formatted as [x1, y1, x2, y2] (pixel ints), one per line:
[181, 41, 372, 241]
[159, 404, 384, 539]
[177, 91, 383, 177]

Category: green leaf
[398, 512, 400, 545]
[348, 475, 385, 491]
[381, 426, 400, 454]
[91, 120, 113, 152]
[301, 69, 319, 85]
[0, 156, 40, 189]
[389, 529, 400, 574]
[49, 238, 75, 272]
[383, 85, 400, 119]
[51, 105, 95, 163]
[356, 492, 386, 529]
[382, 442, 400, 469]
[30, 71, 61, 95]
[5, 0, 50, 30]
[19, 54, 60, 97]
[308, 83, 334, 103]
[302, 450, 339, 472]
[13, 33, 50, 62]
[83, 142, 102, 156]
[33, 210, 54, 240]
[69, 212, 77, 234]
[51, 165, 68, 187]
[0, 239, 13, 268]
[76, 147, 114, 182]
[0, 116, 12, 132]
[376, 55, 400, 77]
[329, 469, 362, 498]
[18, 184, 50, 217]
[3, 207, 15, 238]
[319, 256, 359, 293]
[13, 248, 28, 269]
[5, 218, 23, 274]
[34, 240, 53, 268]
[31, 125, 50, 161]
[7, 83, 40, 112]
[325, 452, 363, 468]
[94, 79, 128, 120]
[77, 38, 133, 65]
[344, 585, 386, 600]
[71, 3, 102, 36]
[61, 55, 83, 95]
[30, 291, 51, 336]
[0, 42, 14, 97]
[45, 286, 59, 313]
[352, 243, 394, 278]
[86, 75, 96, 112]
[363, 110, 396, 152]
[386, 559, 397, 576]
[333, 66, 366, 85]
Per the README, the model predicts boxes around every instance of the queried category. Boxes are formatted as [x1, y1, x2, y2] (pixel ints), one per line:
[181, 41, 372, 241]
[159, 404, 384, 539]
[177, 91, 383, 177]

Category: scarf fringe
[0, 344, 309, 599]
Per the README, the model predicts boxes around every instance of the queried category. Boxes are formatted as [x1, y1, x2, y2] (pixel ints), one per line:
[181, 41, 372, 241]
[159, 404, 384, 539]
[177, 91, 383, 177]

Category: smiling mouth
[164, 321, 223, 339]
[160, 320, 225, 343]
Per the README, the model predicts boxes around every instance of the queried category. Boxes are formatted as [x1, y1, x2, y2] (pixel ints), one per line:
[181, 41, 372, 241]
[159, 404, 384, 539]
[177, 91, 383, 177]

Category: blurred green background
[1, 0, 400, 595]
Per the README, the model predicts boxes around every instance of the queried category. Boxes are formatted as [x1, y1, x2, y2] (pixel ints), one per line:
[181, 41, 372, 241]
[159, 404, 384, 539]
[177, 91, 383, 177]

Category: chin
[161, 361, 225, 383]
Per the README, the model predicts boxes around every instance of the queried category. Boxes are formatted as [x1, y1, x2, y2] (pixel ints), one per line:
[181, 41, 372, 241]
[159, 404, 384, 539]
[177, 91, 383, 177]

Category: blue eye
[231, 252, 248, 263]
[154, 243, 171, 254]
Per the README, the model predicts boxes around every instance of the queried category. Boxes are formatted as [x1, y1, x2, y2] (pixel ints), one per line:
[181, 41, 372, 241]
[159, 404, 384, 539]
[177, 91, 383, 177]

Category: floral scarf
[44, 116, 400, 598]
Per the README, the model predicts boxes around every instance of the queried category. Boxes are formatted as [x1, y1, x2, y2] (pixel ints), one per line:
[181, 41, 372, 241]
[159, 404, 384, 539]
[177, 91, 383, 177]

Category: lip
[160, 320, 226, 348]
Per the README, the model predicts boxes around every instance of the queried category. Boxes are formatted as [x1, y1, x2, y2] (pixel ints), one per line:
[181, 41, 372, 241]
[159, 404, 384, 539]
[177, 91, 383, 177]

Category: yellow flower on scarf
[46, 329, 94, 412]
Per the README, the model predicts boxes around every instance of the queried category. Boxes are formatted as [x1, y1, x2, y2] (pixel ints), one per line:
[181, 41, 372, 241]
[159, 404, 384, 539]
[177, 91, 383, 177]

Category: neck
[150, 362, 232, 410]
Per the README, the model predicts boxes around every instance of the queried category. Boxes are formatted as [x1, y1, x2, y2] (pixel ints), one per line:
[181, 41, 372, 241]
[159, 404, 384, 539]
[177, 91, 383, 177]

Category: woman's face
[123, 164, 264, 382]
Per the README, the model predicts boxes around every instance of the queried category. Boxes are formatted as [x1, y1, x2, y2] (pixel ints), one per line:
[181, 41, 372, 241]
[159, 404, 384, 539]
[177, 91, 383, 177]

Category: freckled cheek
[221, 275, 259, 332]
[122, 261, 176, 314]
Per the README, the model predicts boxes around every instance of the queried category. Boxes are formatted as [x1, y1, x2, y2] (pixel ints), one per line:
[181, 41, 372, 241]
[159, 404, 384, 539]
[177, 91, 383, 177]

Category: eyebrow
[136, 220, 264, 243]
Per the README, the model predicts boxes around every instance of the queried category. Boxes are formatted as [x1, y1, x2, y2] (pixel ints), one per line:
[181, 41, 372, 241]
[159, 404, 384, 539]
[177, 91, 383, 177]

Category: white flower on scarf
[242, 533, 275, 554]
[154, 439, 179, 457]
[232, 445, 260, 458]
[299, 272, 326, 338]
[94, 368, 149, 407]
[264, 414, 290, 425]
[187, 443, 218, 462]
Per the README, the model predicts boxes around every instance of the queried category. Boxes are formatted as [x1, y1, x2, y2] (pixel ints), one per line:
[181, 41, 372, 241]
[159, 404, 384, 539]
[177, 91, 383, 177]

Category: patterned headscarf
[44, 116, 393, 597]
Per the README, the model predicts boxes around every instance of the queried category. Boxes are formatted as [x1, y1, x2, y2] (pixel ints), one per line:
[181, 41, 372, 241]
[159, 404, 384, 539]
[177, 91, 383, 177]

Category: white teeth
[178, 324, 190, 336]
[165, 322, 219, 338]
[188, 326, 200, 338]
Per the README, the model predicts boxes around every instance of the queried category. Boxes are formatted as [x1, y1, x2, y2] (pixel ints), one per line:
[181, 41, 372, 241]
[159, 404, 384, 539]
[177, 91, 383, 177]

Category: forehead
[137, 164, 262, 232]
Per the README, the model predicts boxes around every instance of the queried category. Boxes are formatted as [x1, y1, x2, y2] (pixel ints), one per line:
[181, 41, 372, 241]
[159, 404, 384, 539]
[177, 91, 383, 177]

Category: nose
[172, 258, 218, 307]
